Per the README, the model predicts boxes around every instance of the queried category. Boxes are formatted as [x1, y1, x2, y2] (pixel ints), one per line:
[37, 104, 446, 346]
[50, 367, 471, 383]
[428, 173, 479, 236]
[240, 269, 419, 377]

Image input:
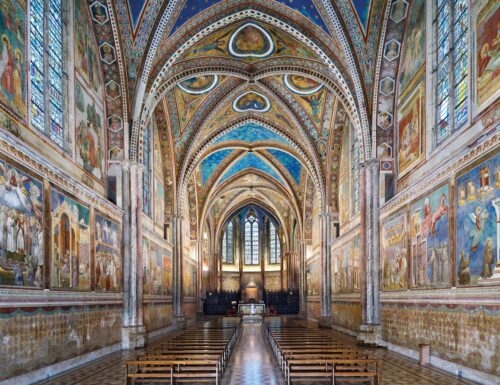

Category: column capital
[361, 158, 380, 168]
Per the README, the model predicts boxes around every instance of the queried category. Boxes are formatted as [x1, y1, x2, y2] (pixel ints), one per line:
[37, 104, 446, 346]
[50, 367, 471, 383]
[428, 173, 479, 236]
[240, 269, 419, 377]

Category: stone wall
[0, 305, 122, 381]
[143, 302, 173, 333]
[332, 301, 362, 332]
[381, 303, 500, 376]
[307, 297, 321, 321]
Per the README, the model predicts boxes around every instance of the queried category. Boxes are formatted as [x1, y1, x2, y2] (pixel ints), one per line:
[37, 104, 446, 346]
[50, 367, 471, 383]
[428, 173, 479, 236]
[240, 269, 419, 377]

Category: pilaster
[358, 159, 382, 345]
[121, 161, 146, 349]
[172, 215, 185, 326]
[319, 211, 332, 328]
[298, 239, 307, 319]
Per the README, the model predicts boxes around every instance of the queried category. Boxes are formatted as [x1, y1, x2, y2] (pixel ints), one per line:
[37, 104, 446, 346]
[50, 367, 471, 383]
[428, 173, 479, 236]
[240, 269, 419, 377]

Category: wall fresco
[50, 188, 90, 290]
[381, 210, 408, 291]
[0, 158, 43, 287]
[94, 212, 121, 292]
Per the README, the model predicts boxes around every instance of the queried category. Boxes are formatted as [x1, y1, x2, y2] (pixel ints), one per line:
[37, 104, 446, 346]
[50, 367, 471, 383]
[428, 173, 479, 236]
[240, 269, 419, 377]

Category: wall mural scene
[0, 158, 43, 287]
[50, 188, 90, 290]
[306, 259, 320, 295]
[94, 212, 121, 292]
[381, 210, 408, 291]
[409, 184, 450, 288]
[456, 151, 499, 286]
[476, 0, 499, 110]
[75, 81, 105, 180]
[332, 235, 361, 294]
[0, 0, 26, 118]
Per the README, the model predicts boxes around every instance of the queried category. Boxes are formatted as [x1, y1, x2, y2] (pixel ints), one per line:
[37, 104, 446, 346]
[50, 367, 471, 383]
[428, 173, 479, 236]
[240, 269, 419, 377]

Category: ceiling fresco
[169, 0, 331, 37]
[201, 149, 233, 186]
[266, 149, 302, 185]
[218, 153, 285, 186]
[180, 20, 319, 62]
[213, 123, 290, 146]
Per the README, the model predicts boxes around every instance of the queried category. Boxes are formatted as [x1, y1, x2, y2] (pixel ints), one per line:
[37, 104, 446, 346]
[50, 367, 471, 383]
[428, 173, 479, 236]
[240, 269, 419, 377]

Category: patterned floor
[34, 318, 481, 385]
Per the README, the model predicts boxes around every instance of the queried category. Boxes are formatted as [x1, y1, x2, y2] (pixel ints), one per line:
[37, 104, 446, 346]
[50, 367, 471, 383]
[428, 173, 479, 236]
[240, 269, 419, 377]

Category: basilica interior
[0, 0, 498, 384]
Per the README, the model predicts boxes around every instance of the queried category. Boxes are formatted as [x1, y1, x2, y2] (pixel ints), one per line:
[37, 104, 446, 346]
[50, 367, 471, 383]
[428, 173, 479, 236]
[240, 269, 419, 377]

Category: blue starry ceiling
[218, 153, 284, 185]
[214, 123, 289, 145]
[127, 0, 149, 32]
[267, 149, 301, 184]
[351, 0, 372, 33]
[201, 149, 233, 186]
[169, 0, 331, 37]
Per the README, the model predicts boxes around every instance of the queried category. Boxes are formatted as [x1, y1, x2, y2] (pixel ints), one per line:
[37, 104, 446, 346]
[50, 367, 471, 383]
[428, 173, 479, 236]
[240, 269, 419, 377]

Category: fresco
[213, 123, 289, 145]
[150, 242, 162, 295]
[0, 159, 43, 287]
[306, 259, 320, 295]
[397, 83, 423, 178]
[397, 0, 425, 97]
[267, 149, 301, 184]
[153, 177, 164, 226]
[281, 75, 327, 129]
[0, 0, 26, 117]
[75, 0, 102, 94]
[142, 238, 150, 294]
[233, 91, 271, 113]
[75, 81, 105, 180]
[183, 21, 317, 62]
[456, 152, 499, 286]
[381, 210, 408, 291]
[332, 236, 361, 294]
[162, 248, 172, 295]
[178, 75, 218, 94]
[218, 153, 284, 186]
[94, 212, 121, 292]
[284, 75, 323, 95]
[183, 259, 197, 297]
[228, 22, 274, 58]
[201, 149, 233, 186]
[169, 0, 330, 36]
[476, 0, 499, 110]
[409, 184, 450, 288]
[50, 189, 90, 290]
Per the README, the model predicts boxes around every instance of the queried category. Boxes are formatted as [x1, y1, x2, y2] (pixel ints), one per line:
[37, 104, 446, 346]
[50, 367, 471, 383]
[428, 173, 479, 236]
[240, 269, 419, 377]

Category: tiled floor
[34, 318, 481, 385]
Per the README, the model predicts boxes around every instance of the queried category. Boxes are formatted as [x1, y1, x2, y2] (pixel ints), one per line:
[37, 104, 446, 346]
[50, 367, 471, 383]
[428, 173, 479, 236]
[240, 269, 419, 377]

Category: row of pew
[265, 319, 380, 385]
[126, 318, 241, 384]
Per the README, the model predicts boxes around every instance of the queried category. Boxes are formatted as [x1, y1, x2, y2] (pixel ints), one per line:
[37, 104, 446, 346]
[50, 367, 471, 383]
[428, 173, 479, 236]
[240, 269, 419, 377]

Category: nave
[33, 318, 480, 385]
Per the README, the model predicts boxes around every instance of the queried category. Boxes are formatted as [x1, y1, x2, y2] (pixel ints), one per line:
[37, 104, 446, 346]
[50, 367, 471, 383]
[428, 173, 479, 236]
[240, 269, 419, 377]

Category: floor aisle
[33, 318, 481, 385]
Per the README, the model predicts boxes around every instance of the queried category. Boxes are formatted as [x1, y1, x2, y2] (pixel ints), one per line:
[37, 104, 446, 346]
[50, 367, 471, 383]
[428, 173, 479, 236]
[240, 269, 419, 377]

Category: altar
[238, 303, 265, 322]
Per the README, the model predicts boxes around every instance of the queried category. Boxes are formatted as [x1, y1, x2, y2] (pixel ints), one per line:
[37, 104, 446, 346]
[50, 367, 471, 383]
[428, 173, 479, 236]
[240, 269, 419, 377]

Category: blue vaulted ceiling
[267, 149, 301, 184]
[169, 0, 331, 36]
[127, 0, 149, 31]
[218, 153, 284, 186]
[201, 149, 233, 186]
[351, 0, 372, 33]
[214, 123, 289, 145]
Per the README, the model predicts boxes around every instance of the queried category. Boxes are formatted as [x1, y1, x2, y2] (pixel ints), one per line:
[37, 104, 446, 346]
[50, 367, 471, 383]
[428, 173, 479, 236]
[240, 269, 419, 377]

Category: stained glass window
[29, 0, 65, 146]
[269, 221, 281, 264]
[436, 0, 468, 145]
[222, 222, 234, 264]
[245, 214, 259, 265]
[143, 125, 152, 217]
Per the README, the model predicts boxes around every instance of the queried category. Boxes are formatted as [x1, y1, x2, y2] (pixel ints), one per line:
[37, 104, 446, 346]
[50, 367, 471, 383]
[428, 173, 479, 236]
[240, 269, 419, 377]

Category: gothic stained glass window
[435, 0, 468, 145]
[269, 221, 281, 264]
[222, 222, 234, 264]
[29, 0, 65, 146]
[143, 125, 152, 217]
[245, 214, 259, 265]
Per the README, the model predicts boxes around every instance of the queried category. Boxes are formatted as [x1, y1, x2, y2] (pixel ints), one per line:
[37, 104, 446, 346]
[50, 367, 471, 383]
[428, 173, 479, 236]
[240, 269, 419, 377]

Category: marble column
[298, 239, 307, 318]
[121, 162, 146, 349]
[172, 215, 186, 328]
[358, 159, 382, 345]
[318, 211, 332, 328]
